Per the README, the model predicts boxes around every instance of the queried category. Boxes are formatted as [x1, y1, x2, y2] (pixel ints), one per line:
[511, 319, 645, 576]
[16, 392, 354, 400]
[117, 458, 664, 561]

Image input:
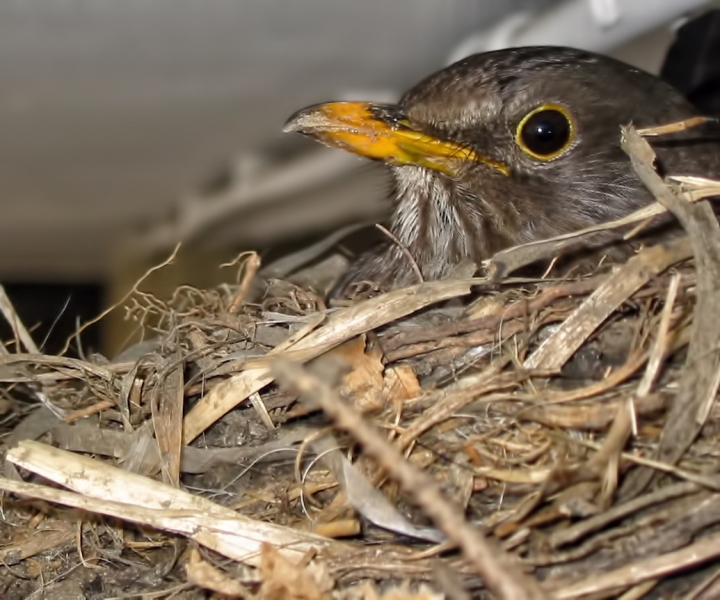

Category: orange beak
[284, 101, 508, 177]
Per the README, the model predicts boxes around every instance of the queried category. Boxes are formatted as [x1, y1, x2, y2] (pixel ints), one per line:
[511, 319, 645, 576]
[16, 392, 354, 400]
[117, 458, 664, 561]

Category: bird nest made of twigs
[1, 126, 720, 600]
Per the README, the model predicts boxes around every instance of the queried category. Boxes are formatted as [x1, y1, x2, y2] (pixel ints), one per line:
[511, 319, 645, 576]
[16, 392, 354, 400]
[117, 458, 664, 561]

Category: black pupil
[521, 109, 571, 156]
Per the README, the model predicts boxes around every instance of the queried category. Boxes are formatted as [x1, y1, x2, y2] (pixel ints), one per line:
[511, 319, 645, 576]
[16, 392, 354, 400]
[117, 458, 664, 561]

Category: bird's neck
[389, 166, 477, 280]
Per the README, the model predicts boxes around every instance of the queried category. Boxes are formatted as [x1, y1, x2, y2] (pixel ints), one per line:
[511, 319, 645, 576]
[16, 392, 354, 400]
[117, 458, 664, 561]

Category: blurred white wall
[0, 0, 710, 281]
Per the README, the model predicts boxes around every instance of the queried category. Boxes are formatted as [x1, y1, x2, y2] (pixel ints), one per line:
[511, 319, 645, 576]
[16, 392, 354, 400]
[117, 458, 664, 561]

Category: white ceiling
[0, 0, 687, 281]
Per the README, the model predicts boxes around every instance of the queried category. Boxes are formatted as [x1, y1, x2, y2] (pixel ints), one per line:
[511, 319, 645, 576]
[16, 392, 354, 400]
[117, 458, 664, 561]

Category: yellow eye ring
[515, 104, 576, 161]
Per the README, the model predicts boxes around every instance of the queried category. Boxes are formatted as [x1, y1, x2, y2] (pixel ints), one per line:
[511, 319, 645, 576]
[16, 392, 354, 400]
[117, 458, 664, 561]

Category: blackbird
[284, 46, 720, 293]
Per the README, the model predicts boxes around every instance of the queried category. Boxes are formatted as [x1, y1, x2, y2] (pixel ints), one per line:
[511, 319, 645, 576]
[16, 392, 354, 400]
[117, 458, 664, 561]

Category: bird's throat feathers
[389, 165, 483, 280]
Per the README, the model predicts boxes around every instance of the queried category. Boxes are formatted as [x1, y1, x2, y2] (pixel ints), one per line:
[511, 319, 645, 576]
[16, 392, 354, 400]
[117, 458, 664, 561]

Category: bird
[284, 46, 720, 295]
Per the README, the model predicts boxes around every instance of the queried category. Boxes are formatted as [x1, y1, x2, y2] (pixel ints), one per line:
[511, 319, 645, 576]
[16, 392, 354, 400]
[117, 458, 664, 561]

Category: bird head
[285, 47, 719, 289]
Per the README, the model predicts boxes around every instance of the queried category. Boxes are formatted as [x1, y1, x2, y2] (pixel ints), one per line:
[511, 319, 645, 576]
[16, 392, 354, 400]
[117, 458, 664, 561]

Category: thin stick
[375, 223, 424, 284]
[636, 272, 680, 398]
[551, 532, 720, 599]
[637, 116, 715, 136]
[0, 284, 39, 353]
[225, 252, 261, 313]
[63, 400, 115, 423]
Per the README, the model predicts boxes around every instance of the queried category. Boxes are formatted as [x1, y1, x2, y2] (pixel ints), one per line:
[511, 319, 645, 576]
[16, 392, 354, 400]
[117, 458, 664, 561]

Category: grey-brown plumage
[285, 47, 720, 295]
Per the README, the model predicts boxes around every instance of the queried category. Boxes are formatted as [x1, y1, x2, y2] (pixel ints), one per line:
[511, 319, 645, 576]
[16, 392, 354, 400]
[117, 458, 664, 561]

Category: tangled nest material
[2, 124, 720, 600]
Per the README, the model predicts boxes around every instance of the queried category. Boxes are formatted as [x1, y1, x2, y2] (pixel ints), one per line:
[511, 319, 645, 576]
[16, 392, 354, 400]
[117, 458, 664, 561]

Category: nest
[2, 126, 720, 600]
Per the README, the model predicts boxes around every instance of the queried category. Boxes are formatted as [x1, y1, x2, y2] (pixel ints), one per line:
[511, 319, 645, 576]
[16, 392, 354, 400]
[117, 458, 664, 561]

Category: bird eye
[516, 105, 575, 161]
